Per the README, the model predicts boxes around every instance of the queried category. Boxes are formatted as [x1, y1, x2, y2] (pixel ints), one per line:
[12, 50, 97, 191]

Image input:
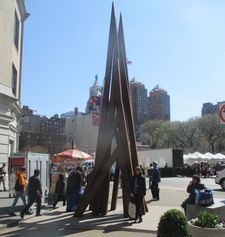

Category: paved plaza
[0, 177, 224, 237]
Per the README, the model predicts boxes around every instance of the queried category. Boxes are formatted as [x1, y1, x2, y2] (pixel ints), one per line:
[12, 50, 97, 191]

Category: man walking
[20, 169, 42, 219]
[151, 161, 161, 200]
[0, 163, 7, 191]
[9, 167, 30, 216]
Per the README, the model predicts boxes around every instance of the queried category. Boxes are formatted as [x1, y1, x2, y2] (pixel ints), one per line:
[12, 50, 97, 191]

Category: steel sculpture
[74, 3, 146, 217]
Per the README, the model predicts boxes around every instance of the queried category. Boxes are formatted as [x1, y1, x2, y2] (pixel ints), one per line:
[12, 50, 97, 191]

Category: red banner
[9, 157, 25, 166]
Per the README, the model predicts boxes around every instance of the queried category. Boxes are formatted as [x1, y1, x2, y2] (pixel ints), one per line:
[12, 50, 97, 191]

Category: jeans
[21, 194, 41, 216]
[0, 177, 6, 191]
[9, 191, 27, 213]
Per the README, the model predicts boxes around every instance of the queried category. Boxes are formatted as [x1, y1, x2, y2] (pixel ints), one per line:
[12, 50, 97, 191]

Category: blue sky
[22, 0, 225, 121]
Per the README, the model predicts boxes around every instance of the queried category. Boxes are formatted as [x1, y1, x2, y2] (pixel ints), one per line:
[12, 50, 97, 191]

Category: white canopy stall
[184, 152, 225, 164]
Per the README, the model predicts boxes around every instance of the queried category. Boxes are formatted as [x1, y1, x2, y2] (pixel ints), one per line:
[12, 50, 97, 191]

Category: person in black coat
[20, 169, 42, 219]
[66, 169, 83, 212]
[151, 161, 161, 200]
[53, 174, 65, 209]
[181, 174, 206, 213]
[130, 166, 146, 223]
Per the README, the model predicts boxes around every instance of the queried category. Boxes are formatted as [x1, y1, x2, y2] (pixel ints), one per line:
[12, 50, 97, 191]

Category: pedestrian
[140, 165, 145, 175]
[53, 173, 65, 209]
[75, 166, 86, 186]
[0, 163, 7, 191]
[130, 166, 146, 223]
[151, 161, 161, 201]
[66, 169, 83, 212]
[181, 175, 206, 213]
[148, 163, 153, 189]
[8, 167, 31, 216]
[20, 169, 42, 219]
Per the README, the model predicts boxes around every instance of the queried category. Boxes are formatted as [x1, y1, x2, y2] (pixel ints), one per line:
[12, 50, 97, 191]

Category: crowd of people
[178, 162, 224, 177]
[1, 160, 218, 225]
[1, 161, 161, 223]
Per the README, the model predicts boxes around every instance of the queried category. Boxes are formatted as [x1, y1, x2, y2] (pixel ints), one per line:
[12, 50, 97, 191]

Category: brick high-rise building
[149, 85, 170, 121]
[20, 106, 66, 155]
[130, 78, 149, 127]
[0, 0, 29, 163]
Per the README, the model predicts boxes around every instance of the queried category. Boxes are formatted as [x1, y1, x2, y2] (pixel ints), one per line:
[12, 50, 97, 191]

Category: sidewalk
[0, 191, 181, 233]
[0, 191, 52, 230]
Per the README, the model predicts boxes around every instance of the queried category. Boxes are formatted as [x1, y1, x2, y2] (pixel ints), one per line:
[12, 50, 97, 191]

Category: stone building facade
[0, 0, 29, 163]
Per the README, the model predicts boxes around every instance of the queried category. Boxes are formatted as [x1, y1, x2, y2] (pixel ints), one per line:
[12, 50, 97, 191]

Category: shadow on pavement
[0, 209, 135, 237]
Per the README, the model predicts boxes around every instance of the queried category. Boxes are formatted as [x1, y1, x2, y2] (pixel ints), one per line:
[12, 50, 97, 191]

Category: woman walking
[130, 166, 146, 223]
[66, 169, 83, 212]
[53, 174, 65, 209]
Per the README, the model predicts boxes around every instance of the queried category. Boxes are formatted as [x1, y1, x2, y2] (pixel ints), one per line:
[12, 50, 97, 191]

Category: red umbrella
[52, 149, 91, 163]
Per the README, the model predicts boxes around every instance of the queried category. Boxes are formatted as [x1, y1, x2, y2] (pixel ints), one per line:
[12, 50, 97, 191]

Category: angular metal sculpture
[74, 3, 143, 217]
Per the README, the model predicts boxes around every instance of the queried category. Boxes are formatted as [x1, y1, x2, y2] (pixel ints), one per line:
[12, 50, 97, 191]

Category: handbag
[128, 201, 136, 219]
[48, 193, 58, 205]
[195, 189, 214, 206]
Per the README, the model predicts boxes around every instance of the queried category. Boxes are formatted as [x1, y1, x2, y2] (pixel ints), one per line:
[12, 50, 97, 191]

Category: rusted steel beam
[74, 3, 141, 218]
[74, 148, 119, 217]
[118, 15, 138, 168]
[110, 162, 119, 211]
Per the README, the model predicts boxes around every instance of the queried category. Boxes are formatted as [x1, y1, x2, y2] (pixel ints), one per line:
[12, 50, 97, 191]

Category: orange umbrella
[52, 149, 91, 163]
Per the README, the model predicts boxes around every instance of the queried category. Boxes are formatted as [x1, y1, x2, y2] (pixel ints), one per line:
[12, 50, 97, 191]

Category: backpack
[195, 189, 214, 206]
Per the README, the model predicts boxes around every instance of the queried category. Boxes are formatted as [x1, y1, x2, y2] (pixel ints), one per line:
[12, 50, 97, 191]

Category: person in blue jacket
[181, 175, 206, 213]
[151, 161, 161, 200]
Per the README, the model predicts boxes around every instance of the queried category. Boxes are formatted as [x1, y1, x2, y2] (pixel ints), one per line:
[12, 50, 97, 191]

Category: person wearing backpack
[8, 167, 31, 216]
[181, 174, 206, 213]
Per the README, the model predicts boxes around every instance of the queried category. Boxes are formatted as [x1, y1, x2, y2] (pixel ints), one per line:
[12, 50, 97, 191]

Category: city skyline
[22, 0, 225, 121]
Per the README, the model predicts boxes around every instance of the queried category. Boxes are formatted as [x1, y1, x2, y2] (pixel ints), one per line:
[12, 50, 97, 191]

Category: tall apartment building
[130, 78, 149, 127]
[149, 85, 170, 121]
[201, 102, 217, 116]
[0, 1, 29, 163]
[20, 106, 66, 155]
[85, 75, 102, 114]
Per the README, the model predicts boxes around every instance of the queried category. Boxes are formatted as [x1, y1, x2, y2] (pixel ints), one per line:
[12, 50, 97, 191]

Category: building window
[12, 64, 17, 96]
[14, 11, 20, 50]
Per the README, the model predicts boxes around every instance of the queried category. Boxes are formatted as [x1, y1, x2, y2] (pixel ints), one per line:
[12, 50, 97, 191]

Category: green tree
[140, 120, 164, 148]
[198, 114, 224, 153]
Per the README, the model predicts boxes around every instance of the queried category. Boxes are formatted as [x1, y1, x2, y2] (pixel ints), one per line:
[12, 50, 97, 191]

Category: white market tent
[214, 153, 225, 159]
[183, 152, 225, 164]
[204, 152, 215, 159]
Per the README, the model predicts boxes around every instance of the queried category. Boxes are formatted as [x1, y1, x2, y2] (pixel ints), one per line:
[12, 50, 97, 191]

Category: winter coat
[152, 166, 161, 184]
[187, 182, 206, 203]
[28, 175, 42, 198]
[130, 175, 146, 198]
